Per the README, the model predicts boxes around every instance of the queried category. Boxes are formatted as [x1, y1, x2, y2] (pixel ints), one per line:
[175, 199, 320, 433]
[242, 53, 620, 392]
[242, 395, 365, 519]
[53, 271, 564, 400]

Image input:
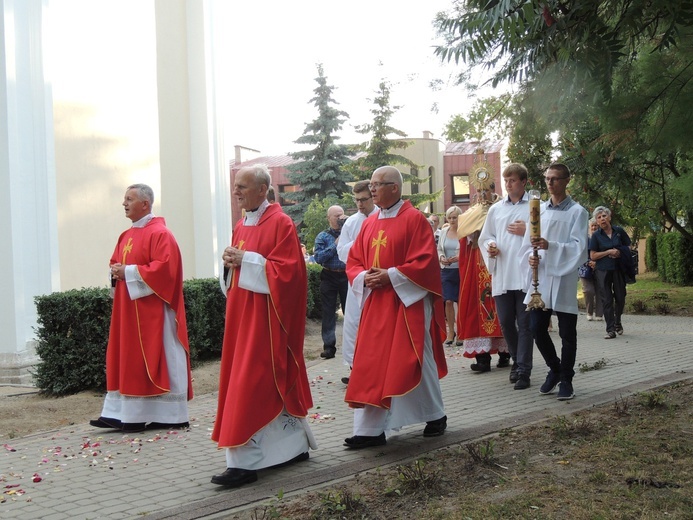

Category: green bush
[34, 287, 112, 396]
[656, 232, 693, 285]
[183, 278, 226, 365]
[34, 278, 227, 396]
[645, 234, 657, 272]
[307, 263, 323, 319]
[33, 272, 320, 395]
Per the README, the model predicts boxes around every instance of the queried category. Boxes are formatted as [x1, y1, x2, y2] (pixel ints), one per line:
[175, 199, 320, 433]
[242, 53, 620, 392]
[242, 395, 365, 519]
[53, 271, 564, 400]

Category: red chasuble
[106, 216, 193, 399]
[344, 200, 447, 409]
[456, 239, 504, 346]
[212, 203, 312, 448]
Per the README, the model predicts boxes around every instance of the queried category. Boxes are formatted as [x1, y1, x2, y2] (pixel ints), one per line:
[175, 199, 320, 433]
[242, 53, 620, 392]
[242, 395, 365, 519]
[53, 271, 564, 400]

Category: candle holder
[526, 189, 546, 311]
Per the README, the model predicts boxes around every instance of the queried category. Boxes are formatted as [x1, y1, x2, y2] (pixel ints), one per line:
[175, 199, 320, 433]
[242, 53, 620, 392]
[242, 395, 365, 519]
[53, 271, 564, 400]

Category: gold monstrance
[526, 189, 546, 310]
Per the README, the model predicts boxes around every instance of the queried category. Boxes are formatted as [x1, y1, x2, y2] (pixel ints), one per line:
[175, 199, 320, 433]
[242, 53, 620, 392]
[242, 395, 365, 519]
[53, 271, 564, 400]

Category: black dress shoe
[341, 377, 350, 385]
[423, 415, 447, 437]
[343, 433, 386, 449]
[89, 417, 122, 429]
[211, 467, 258, 487]
[509, 364, 519, 383]
[513, 375, 531, 390]
[121, 422, 146, 434]
[320, 348, 336, 359]
[146, 422, 190, 430]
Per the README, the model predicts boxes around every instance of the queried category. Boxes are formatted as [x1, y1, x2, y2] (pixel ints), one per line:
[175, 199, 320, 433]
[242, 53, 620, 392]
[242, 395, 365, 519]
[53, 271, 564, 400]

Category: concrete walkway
[1, 314, 691, 519]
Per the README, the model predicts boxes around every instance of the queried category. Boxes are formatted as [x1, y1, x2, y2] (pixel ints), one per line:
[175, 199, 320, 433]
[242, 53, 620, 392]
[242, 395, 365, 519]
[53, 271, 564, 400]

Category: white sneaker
[586, 315, 594, 321]
[595, 316, 603, 321]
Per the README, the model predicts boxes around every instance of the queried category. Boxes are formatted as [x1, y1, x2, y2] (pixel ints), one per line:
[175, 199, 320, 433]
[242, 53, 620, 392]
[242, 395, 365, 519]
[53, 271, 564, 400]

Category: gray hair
[127, 183, 154, 205]
[242, 163, 272, 190]
[593, 206, 611, 219]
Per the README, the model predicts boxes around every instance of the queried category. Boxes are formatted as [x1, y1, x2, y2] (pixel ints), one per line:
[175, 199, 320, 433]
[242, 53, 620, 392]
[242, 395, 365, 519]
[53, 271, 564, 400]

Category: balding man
[211, 164, 315, 488]
[344, 166, 448, 449]
[313, 204, 349, 359]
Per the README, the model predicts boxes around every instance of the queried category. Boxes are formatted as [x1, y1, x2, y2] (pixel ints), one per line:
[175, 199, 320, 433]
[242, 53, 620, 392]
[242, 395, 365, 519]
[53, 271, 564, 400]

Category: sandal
[604, 331, 616, 339]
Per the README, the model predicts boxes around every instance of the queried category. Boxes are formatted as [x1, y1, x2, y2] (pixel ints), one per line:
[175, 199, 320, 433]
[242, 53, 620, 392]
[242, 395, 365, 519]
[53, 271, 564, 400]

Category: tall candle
[529, 190, 541, 239]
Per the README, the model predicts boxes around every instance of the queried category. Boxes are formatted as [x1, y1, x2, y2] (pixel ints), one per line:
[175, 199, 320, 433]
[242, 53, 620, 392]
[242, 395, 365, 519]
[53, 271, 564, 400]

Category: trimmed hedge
[656, 232, 693, 286]
[34, 288, 112, 396]
[33, 272, 324, 396]
[182, 278, 226, 364]
[645, 235, 657, 272]
[33, 279, 228, 396]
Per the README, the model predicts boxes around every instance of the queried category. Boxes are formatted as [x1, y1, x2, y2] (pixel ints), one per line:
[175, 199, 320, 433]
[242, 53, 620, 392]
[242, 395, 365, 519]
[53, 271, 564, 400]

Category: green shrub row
[34, 271, 325, 396]
[656, 232, 693, 286]
[645, 234, 657, 272]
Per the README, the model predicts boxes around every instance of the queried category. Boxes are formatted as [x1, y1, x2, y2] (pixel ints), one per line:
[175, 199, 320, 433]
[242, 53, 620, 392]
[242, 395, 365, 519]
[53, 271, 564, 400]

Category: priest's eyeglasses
[368, 182, 395, 190]
[353, 196, 372, 203]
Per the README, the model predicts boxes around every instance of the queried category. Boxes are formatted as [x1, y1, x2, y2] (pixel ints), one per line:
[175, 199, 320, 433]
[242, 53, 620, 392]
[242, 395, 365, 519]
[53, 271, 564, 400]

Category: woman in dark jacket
[589, 206, 631, 339]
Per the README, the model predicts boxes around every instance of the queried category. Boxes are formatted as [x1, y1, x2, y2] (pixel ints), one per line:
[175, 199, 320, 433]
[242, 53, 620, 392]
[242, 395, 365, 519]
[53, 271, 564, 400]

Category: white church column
[155, 0, 230, 279]
[0, 0, 59, 384]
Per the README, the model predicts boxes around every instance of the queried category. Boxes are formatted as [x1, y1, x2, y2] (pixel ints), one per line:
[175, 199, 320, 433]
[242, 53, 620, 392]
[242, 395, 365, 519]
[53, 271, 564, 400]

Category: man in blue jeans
[314, 205, 348, 359]
[520, 163, 588, 401]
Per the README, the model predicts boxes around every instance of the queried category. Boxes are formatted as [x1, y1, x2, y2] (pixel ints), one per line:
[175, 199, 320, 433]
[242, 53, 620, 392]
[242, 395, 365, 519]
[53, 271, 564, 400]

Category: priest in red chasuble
[343, 166, 448, 450]
[210, 164, 315, 489]
[90, 184, 192, 435]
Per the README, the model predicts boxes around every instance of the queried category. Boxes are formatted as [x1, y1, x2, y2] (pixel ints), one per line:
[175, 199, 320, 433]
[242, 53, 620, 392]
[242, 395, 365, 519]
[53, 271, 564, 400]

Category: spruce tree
[285, 64, 353, 223]
[345, 80, 440, 208]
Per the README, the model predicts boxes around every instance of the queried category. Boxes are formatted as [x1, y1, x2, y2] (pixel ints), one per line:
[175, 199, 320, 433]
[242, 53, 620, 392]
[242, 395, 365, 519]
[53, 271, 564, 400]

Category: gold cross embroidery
[371, 230, 387, 268]
[122, 237, 133, 264]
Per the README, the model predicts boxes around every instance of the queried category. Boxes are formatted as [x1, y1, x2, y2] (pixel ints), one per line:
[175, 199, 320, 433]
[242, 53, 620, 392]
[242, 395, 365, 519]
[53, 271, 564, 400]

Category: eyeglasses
[368, 182, 395, 190]
[544, 176, 569, 184]
[353, 196, 372, 203]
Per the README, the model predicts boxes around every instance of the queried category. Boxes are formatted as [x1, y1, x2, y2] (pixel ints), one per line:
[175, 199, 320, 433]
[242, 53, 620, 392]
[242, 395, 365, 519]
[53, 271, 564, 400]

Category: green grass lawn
[580, 271, 693, 317]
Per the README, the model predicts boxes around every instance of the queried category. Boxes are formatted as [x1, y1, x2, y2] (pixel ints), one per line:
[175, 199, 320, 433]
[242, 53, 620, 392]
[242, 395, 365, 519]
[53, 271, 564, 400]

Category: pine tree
[284, 64, 353, 223]
[345, 80, 441, 208]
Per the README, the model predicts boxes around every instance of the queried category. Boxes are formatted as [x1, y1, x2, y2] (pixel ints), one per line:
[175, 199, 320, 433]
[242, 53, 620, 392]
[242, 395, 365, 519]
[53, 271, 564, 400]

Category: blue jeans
[320, 269, 348, 349]
[530, 309, 577, 382]
[494, 291, 533, 376]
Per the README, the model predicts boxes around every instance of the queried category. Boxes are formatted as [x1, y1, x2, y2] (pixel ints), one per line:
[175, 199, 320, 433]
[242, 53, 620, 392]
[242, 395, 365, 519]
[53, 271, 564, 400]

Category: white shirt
[479, 193, 529, 296]
[519, 198, 588, 314]
[337, 207, 378, 263]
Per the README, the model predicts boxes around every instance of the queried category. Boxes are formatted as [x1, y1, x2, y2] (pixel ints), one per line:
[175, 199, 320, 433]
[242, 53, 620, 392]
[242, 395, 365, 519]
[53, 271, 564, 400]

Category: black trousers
[595, 269, 626, 333]
[530, 309, 578, 382]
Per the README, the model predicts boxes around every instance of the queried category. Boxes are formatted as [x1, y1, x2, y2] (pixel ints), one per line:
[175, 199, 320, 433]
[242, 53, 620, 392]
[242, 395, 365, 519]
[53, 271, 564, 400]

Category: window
[428, 166, 434, 194]
[451, 174, 470, 204]
[410, 167, 419, 195]
[278, 184, 298, 206]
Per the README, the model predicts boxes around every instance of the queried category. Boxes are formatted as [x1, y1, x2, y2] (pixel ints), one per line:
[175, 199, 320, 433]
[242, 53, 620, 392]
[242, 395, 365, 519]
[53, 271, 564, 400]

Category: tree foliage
[435, 0, 693, 99]
[435, 0, 693, 243]
[442, 94, 513, 142]
[285, 64, 353, 223]
[346, 80, 442, 208]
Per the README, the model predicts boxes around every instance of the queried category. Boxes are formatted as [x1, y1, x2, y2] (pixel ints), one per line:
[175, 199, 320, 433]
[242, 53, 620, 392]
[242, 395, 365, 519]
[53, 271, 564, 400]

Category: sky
[216, 0, 498, 158]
